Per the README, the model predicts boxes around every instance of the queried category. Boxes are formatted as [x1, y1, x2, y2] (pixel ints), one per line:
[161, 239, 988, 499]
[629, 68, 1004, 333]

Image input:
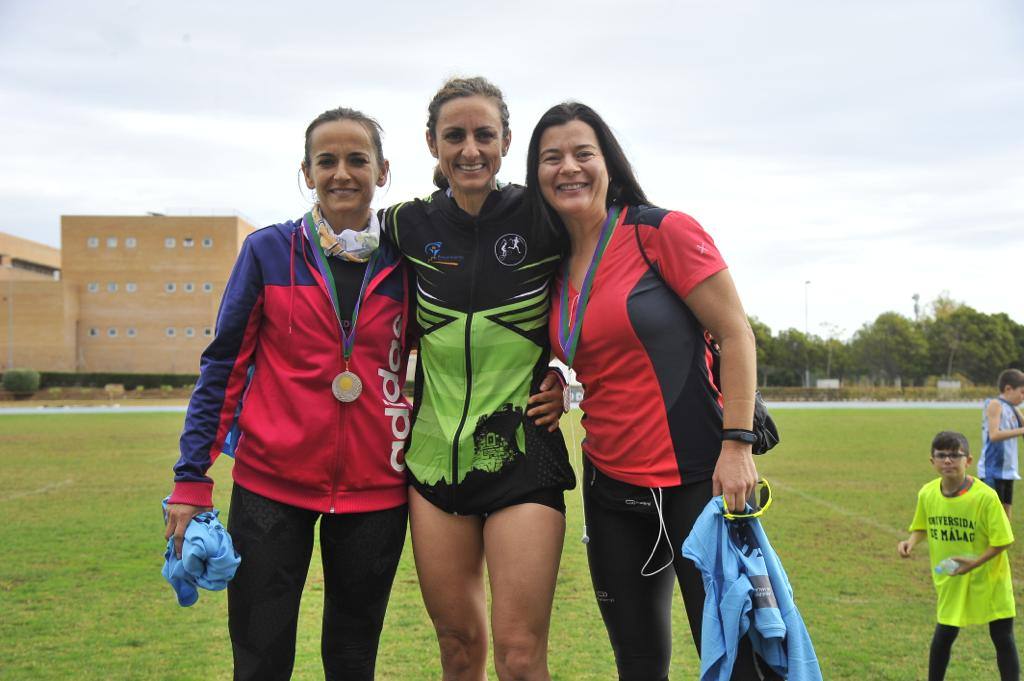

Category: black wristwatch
[722, 428, 757, 446]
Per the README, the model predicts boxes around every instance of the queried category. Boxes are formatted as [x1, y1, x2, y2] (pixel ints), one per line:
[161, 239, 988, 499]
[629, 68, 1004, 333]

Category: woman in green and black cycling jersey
[383, 76, 574, 681]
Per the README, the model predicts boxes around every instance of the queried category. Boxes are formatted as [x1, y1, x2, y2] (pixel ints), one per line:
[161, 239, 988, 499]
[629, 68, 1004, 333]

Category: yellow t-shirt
[909, 477, 1015, 626]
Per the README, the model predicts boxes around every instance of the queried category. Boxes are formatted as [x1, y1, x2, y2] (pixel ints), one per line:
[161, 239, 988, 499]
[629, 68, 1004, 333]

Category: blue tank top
[979, 398, 1021, 480]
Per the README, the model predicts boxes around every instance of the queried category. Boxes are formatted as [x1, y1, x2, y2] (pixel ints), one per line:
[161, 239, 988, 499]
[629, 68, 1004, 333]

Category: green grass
[1, 409, 1022, 679]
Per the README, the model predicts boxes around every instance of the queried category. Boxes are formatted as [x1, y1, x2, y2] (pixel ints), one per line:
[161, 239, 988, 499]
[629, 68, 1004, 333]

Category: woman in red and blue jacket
[164, 107, 413, 681]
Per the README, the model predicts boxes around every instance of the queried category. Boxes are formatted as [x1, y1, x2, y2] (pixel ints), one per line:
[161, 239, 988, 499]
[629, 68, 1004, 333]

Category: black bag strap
[632, 218, 658, 276]
[632, 216, 779, 454]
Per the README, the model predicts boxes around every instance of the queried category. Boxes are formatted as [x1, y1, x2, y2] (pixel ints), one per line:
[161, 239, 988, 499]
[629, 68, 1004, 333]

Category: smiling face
[427, 95, 509, 203]
[537, 119, 609, 226]
[302, 119, 388, 231]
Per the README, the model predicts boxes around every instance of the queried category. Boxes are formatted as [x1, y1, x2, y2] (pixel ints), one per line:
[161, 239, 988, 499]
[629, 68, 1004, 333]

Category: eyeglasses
[722, 478, 773, 520]
[932, 451, 967, 461]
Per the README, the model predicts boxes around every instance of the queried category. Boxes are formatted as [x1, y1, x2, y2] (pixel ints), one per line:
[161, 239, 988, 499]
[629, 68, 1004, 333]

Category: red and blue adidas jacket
[170, 216, 412, 514]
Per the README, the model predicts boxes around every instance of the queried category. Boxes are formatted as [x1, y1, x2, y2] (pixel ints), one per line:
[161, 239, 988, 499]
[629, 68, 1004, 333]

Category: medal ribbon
[558, 206, 621, 367]
[303, 210, 378, 362]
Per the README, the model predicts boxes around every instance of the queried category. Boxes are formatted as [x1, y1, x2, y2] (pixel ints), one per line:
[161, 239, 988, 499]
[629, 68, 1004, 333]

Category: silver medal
[332, 371, 363, 402]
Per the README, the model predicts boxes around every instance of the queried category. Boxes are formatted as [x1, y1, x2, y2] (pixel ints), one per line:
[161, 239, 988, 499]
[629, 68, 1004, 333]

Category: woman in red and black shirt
[526, 102, 771, 680]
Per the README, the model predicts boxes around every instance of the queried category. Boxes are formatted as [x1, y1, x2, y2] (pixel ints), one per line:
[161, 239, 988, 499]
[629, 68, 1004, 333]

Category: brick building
[0, 214, 255, 374]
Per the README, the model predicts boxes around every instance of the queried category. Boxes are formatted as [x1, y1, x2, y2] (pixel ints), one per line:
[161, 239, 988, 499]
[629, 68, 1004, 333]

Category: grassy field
[1, 408, 1022, 680]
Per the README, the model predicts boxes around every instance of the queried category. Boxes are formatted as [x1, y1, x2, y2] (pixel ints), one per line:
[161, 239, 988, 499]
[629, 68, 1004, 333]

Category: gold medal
[332, 371, 362, 402]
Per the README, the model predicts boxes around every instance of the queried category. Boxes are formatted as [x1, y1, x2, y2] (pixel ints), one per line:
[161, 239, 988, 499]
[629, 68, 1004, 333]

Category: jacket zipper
[329, 290, 354, 515]
[448, 224, 480, 512]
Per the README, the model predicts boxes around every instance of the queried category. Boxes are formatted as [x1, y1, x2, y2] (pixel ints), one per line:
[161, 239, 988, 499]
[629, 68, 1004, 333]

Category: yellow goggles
[722, 478, 773, 521]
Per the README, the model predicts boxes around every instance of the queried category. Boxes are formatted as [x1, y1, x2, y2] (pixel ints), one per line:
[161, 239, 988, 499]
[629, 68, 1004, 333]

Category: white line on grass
[770, 478, 905, 538]
[0, 478, 74, 502]
[770, 478, 1024, 588]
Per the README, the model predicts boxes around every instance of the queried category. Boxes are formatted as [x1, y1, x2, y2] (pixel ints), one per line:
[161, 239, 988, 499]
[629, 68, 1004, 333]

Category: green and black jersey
[383, 185, 575, 514]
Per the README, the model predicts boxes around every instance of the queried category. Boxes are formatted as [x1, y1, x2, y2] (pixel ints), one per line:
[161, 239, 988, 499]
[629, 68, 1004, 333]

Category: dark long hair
[525, 101, 648, 234]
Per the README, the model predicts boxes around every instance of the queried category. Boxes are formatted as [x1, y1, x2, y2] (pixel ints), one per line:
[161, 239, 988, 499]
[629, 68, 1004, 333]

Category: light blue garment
[979, 398, 1021, 480]
[161, 501, 241, 607]
[682, 497, 822, 681]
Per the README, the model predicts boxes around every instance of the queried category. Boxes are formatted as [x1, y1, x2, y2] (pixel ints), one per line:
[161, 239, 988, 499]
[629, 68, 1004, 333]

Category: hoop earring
[309, 188, 318, 203]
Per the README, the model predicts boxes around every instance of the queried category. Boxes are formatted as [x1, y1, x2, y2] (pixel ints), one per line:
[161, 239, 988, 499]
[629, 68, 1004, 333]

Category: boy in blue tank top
[979, 368, 1024, 517]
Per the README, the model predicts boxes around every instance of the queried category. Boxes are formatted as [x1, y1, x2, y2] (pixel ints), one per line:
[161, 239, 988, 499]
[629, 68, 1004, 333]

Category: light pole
[804, 280, 811, 388]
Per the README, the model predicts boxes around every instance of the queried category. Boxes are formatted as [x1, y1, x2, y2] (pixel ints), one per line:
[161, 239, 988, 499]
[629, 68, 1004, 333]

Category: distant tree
[991, 312, 1024, 370]
[748, 316, 778, 386]
[924, 303, 1017, 382]
[819, 323, 847, 379]
[772, 328, 820, 386]
[923, 294, 965, 378]
[850, 312, 928, 386]
[929, 292, 961, 319]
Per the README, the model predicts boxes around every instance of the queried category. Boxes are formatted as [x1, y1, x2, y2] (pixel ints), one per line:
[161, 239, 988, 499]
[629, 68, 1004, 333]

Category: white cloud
[0, 0, 1021, 335]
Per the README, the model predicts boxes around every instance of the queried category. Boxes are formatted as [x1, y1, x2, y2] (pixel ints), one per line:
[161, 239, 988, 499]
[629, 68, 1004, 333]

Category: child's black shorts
[983, 477, 1014, 505]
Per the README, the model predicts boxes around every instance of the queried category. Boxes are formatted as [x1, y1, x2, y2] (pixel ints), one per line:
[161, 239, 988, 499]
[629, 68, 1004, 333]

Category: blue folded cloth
[162, 500, 241, 607]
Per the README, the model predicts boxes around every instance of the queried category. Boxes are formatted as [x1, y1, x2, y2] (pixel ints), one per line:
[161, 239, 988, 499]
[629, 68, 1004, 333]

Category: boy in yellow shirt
[898, 431, 1018, 680]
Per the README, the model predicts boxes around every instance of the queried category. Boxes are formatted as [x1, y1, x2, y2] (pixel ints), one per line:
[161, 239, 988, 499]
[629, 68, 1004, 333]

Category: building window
[87, 282, 99, 293]
[88, 328, 99, 337]
[125, 237, 137, 248]
[125, 282, 137, 293]
[166, 327, 176, 337]
[107, 283, 117, 292]
[106, 237, 117, 248]
[183, 238, 195, 248]
[165, 237, 176, 248]
[204, 327, 213, 337]
[87, 237, 99, 248]
[202, 237, 213, 248]
[165, 283, 176, 293]
[126, 328, 137, 337]
[202, 282, 213, 293]
[185, 327, 195, 337]
[108, 328, 118, 337]
[184, 282, 195, 293]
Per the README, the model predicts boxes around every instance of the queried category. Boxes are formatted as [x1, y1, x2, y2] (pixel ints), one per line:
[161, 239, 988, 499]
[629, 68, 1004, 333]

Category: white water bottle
[935, 558, 960, 575]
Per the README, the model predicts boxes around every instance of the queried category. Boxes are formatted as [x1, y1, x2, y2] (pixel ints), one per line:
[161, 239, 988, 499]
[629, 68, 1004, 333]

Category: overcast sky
[2, 0, 1021, 338]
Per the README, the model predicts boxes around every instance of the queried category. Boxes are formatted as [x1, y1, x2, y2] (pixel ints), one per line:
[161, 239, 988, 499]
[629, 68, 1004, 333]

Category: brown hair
[302, 107, 385, 172]
[998, 368, 1024, 392]
[931, 430, 969, 456]
[426, 76, 510, 189]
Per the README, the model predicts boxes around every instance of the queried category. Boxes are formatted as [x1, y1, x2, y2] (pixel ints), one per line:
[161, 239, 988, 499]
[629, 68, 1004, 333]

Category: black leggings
[227, 484, 407, 681]
[929, 618, 1019, 681]
[582, 459, 775, 681]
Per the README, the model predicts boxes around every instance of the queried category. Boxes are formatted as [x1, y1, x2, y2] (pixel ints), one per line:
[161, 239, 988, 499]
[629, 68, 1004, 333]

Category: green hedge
[2, 368, 41, 395]
[760, 385, 995, 401]
[36, 372, 200, 389]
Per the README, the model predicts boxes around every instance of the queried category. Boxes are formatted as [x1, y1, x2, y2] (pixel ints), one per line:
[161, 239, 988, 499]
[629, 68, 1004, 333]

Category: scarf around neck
[312, 204, 380, 262]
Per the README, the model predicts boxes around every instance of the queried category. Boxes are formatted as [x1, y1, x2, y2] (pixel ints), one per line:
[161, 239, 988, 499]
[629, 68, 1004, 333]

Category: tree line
[750, 296, 1024, 387]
